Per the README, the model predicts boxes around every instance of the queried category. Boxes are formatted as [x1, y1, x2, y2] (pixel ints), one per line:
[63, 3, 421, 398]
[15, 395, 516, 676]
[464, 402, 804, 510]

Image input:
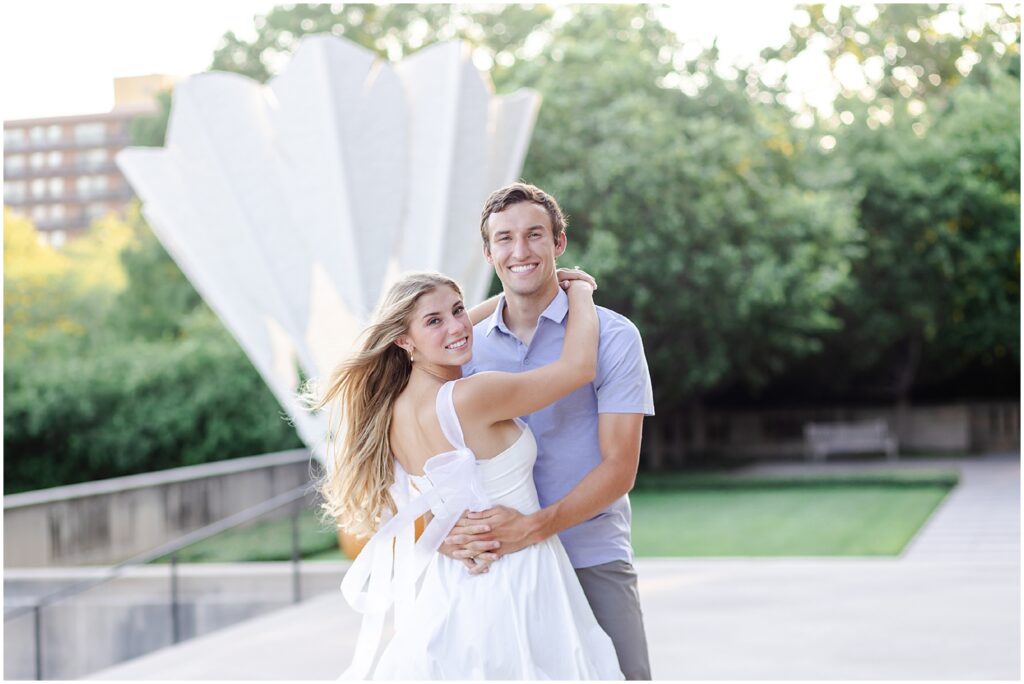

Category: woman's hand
[556, 266, 597, 292]
[563, 277, 596, 302]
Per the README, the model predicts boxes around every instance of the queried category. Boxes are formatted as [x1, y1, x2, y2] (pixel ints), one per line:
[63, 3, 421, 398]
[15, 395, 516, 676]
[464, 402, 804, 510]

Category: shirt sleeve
[595, 316, 656, 416]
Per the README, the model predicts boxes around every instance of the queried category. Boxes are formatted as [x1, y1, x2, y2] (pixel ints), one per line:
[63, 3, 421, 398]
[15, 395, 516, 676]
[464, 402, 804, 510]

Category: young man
[443, 182, 655, 679]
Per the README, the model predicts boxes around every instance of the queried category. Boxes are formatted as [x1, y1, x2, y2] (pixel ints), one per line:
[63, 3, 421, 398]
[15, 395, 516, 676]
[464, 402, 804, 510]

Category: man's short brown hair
[479, 182, 568, 246]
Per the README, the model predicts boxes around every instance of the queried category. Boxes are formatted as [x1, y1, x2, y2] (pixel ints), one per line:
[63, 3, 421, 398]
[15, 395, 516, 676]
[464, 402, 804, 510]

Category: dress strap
[435, 380, 467, 450]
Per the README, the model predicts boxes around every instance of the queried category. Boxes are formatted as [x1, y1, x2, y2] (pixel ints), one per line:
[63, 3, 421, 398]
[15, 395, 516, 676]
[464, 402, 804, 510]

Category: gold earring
[408, 350, 414, 363]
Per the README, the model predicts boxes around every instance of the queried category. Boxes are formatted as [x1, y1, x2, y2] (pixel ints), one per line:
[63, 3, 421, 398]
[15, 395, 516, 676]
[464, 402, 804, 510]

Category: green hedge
[4, 320, 303, 494]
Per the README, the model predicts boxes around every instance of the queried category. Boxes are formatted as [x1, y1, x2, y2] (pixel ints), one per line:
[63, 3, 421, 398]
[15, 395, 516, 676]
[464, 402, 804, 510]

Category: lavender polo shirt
[463, 288, 655, 568]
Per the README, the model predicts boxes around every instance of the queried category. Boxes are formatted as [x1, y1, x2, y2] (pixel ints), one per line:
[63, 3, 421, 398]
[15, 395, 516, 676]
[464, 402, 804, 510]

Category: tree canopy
[4, 4, 1018, 488]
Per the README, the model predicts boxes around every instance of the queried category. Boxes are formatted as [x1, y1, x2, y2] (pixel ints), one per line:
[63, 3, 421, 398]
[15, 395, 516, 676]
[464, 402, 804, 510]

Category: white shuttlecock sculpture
[117, 36, 540, 459]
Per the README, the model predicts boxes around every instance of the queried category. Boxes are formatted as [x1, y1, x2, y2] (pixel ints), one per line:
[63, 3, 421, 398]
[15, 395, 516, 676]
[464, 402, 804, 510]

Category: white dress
[339, 379, 623, 680]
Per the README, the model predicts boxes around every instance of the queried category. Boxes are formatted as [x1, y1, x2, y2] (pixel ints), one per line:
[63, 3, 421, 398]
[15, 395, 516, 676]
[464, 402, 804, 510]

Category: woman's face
[400, 286, 473, 367]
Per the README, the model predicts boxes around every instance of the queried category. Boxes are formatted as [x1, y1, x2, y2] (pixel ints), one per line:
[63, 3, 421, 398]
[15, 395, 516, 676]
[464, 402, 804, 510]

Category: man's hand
[438, 514, 501, 575]
[451, 505, 550, 558]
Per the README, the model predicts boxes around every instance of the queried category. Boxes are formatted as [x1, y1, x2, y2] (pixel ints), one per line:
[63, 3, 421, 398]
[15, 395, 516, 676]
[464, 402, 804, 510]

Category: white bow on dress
[339, 449, 492, 680]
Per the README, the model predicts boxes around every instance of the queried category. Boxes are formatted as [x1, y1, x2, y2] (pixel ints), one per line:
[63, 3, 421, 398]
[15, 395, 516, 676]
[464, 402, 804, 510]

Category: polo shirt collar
[485, 288, 569, 337]
[484, 294, 511, 337]
[540, 287, 570, 325]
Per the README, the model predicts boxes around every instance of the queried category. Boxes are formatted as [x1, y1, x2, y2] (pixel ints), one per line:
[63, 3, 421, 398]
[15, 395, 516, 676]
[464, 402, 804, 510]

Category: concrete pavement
[89, 455, 1021, 680]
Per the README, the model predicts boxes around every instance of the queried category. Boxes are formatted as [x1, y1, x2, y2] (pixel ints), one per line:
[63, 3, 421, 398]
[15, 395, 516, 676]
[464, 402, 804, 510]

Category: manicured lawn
[161, 509, 339, 563]
[630, 484, 951, 556]
[164, 469, 957, 562]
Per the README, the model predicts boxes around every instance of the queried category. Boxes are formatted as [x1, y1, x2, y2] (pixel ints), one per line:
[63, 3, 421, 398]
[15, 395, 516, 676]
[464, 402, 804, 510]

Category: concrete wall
[4, 450, 314, 568]
[967, 402, 1022, 452]
[3, 562, 348, 681]
[645, 402, 1020, 465]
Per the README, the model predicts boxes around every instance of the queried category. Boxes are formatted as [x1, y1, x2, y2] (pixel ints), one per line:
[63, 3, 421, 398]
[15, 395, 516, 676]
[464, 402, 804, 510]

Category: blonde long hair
[310, 272, 463, 537]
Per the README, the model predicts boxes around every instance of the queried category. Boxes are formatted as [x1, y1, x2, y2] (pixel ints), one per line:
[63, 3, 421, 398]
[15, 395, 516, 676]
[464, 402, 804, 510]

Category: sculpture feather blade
[117, 36, 539, 461]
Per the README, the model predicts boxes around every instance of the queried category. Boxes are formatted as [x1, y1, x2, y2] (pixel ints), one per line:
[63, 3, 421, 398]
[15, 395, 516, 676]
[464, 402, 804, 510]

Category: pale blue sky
[1, 2, 798, 121]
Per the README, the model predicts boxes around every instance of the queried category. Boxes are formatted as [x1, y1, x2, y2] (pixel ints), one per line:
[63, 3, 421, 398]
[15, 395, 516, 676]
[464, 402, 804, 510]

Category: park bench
[803, 419, 899, 462]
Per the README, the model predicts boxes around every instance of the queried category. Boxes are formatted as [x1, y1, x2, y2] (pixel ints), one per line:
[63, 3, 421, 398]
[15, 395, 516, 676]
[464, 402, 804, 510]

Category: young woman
[313, 271, 622, 680]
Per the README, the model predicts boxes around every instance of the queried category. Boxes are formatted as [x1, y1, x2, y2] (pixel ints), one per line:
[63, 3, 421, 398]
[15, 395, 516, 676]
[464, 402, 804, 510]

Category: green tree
[821, 66, 1020, 401]
[130, 90, 173, 148]
[503, 6, 861, 418]
[209, 4, 553, 83]
[4, 307, 303, 494]
[106, 204, 203, 341]
[738, 4, 1021, 403]
[757, 4, 1020, 108]
[48, 3, 1012, 479]
[3, 210, 130, 360]
[205, 4, 864, 454]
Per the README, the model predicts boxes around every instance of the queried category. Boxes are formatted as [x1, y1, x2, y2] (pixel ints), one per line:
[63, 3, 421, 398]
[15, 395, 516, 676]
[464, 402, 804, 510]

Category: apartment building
[3, 75, 176, 247]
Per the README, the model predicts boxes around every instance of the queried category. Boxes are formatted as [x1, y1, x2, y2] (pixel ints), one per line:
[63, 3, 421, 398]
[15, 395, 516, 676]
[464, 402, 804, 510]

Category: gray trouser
[575, 560, 652, 680]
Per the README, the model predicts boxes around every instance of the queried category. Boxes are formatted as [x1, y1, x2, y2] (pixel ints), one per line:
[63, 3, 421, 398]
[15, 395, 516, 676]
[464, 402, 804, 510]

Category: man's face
[483, 202, 566, 298]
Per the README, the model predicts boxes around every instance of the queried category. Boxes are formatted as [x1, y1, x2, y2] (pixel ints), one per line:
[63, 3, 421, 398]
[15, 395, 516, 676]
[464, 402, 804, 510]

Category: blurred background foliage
[3, 206, 303, 493]
[4, 4, 1019, 492]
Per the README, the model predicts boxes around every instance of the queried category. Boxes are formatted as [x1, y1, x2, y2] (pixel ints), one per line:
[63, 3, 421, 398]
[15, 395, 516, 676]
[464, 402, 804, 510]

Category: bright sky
[0, 0, 279, 120]
[659, 4, 796, 65]
[0, 2, 798, 122]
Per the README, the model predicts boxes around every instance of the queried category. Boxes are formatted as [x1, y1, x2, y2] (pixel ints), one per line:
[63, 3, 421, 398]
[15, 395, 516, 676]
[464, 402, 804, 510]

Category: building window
[74, 122, 106, 144]
[50, 230, 67, 248]
[47, 151, 63, 168]
[4, 180, 26, 201]
[4, 155, 25, 173]
[29, 126, 45, 143]
[86, 202, 108, 220]
[32, 205, 47, 221]
[50, 205, 66, 220]
[31, 178, 46, 198]
[48, 178, 65, 197]
[29, 152, 45, 169]
[4, 128, 26, 147]
[47, 125, 62, 143]
[81, 148, 108, 169]
[76, 175, 109, 198]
